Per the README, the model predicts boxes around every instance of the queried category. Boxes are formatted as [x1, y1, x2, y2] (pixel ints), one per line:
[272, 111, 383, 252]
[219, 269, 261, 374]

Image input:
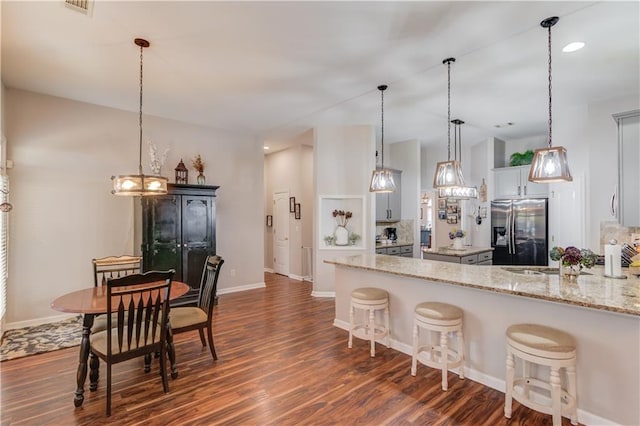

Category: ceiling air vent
[64, 0, 94, 16]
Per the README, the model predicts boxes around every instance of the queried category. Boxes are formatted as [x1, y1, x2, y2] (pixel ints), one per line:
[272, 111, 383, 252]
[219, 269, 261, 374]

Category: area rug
[0, 315, 83, 362]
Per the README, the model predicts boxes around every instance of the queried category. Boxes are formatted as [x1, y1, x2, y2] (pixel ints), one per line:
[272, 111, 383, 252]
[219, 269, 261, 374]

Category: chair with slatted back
[89, 270, 174, 416]
[168, 255, 224, 364]
[93, 255, 142, 287]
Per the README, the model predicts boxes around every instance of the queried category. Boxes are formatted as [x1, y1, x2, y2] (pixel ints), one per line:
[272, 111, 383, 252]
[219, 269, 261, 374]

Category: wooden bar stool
[505, 324, 578, 426]
[411, 301, 464, 391]
[348, 287, 390, 357]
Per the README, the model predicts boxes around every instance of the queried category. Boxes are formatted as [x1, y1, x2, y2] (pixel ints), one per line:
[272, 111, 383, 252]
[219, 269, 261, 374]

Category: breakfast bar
[325, 254, 640, 426]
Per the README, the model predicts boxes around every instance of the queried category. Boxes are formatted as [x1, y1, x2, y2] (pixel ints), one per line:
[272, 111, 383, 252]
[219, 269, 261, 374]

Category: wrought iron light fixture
[438, 119, 477, 199]
[111, 38, 168, 196]
[528, 17, 572, 183]
[369, 85, 396, 193]
[433, 58, 466, 189]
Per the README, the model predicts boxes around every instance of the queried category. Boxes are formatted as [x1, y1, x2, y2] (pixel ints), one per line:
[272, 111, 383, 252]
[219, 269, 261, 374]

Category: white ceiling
[2, 1, 639, 153]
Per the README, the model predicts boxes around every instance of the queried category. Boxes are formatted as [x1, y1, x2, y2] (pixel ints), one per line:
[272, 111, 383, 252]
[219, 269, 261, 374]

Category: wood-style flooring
[0, 273, 573, 425]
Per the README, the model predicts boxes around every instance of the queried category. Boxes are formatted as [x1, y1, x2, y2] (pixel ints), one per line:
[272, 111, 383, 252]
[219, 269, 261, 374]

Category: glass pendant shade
[369, 168, 396, 193]
[528, 146, 572, 183]
[432, 160, 465, 188]
[111, 174, 168, 196]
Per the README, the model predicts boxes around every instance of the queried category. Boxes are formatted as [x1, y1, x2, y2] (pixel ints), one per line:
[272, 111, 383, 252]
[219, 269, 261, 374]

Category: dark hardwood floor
[1, 273, 571, 425]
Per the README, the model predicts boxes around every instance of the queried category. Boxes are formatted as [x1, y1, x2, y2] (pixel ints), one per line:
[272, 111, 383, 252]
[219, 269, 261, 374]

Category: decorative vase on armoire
[197, 172, 206, 185]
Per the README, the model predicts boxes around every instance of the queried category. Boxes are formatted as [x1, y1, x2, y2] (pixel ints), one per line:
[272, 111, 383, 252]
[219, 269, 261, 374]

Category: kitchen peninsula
[421, 246, 493, 265]
[325, 254, 640, 425]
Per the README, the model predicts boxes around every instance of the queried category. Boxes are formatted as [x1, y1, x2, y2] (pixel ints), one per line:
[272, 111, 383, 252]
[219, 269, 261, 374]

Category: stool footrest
[511, 377, 577, 419]
[352, 324, 388, 341]
[416, 345, 463, 370]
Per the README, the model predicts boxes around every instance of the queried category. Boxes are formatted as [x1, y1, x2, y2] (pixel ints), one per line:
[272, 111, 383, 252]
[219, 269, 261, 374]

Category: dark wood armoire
[140, 184, 218, 306]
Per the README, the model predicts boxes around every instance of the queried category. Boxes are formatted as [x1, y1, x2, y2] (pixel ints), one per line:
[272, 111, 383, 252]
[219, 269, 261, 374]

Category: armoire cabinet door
[143, 195, 183, 279]
[181, 195, 215, 300]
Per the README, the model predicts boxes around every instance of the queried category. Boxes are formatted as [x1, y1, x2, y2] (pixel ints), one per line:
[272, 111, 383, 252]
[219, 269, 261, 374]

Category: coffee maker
[385, 227, 398, 241]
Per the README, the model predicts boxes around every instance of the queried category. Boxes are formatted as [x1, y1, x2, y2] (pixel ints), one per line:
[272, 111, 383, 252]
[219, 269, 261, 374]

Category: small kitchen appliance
[385, 227, 398, 241]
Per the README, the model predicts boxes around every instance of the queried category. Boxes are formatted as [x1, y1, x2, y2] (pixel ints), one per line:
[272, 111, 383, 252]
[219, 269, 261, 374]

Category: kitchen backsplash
[376, 219, 414, 242]
[600, 221, 640, 253]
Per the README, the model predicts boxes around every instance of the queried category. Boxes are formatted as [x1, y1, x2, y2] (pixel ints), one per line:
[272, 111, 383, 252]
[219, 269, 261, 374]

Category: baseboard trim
[5, 313, 78, 330]
[288, 274, 304, 281]
[311, 290, 335, 298]
[264, 268, 274, 273]
[218, 282, 266, 295]
[332, 319, 616, 426]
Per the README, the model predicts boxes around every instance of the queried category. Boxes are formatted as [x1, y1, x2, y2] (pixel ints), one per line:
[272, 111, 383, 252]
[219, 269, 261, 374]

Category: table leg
[74, 314, 94, 407]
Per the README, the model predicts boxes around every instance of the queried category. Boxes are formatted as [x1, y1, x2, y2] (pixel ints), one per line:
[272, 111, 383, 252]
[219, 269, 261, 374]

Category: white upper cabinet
[493, 165, 548, 199]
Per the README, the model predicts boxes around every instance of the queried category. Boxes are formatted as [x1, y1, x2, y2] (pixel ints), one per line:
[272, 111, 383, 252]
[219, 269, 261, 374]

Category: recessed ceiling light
[562, 42, 585, 53]
[263, 146, 270, 150]
[494, 122, 514, 128]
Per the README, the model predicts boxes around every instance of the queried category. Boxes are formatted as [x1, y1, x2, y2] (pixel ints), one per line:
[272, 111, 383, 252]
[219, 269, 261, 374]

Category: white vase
[334, 225, 349, 246]
[452, 238, 463, 249]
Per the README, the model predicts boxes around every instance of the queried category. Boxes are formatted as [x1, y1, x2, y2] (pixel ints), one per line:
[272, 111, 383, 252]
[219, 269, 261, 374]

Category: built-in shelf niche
[318, 195, 366, 250]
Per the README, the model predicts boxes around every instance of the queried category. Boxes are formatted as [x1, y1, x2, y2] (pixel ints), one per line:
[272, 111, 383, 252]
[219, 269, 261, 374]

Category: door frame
[272, 190, 290, 276]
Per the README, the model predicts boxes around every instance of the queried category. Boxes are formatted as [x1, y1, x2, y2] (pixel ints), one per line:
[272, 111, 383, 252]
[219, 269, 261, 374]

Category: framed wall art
[295, 203, 301, 220]
[289, 197, 296, 213]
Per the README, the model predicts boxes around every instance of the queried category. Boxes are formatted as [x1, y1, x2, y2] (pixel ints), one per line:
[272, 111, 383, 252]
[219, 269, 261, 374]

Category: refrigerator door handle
[506, 209, 512, 254]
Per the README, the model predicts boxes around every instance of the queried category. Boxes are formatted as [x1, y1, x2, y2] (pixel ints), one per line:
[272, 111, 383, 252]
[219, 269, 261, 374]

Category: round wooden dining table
[51, 281, 189, 407]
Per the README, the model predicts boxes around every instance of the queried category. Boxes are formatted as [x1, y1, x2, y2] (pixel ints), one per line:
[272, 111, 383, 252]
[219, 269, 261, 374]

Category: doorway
[273, 191, 290, 276]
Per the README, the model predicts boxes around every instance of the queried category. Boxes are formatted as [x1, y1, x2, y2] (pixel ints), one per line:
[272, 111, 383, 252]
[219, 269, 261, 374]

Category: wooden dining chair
[89, 270, 174, 416]
[168, 255, 224, 362]
[91, 255, 143, 334]
[92, 255, 142, 287]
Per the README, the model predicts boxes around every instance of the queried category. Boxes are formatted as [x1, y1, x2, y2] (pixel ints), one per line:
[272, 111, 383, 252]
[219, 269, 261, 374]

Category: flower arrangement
[449, 229, 466, 240]
[148, 141, 169, 175]
[550, 246, 597, 269]
[348, 233, 361, 245]
[192, 154, 205, 174]
[332, 210, 352, 227]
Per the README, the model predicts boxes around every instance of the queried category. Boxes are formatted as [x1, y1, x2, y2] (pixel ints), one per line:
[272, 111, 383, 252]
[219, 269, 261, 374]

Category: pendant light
[369, 84, 396, 193]
[528, 17, 572, 183]
[111, 38, 168, 196]
[438, 119, 478, 199]
[433, 58, 466, 189]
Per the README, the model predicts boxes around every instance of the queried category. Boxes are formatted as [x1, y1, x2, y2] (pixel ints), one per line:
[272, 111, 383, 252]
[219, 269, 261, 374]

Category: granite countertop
[325, 254, 640, 317]
[376, 239, 413, 248]
[422, 246, 494, 256]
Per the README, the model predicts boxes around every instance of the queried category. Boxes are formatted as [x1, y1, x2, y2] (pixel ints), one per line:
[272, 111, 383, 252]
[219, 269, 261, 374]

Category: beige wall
[5, 89, 264, 325]
[313, 125, 375, 295]
[263, 136, 313, 278]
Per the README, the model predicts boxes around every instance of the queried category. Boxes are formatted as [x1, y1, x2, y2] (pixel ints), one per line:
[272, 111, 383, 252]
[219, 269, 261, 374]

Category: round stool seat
[415, 302, 462, 325]
[507, 324, 576, 360]
[351, 287, 389, 301]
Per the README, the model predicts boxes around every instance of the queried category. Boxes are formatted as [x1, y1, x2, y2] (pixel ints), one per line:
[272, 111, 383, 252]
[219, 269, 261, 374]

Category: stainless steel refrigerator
[491, 199, 548, 266]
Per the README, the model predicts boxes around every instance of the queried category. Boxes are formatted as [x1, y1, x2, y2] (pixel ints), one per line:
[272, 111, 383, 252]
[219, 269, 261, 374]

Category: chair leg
[348, 303, 354, 349]
[566, 365, 578, 425]
[411, 322, 418, 376]
[198, 328, 207, 347]
[550, 367, 562, 426]
[456, 328, 465, 380]
[106, 363, 112, 416]
[505, 351, 515, 419]
[440, 331, 449, 391]
[159, 346, 169, 393]
[166, 326, 178, 380]
[369, 308, 376, 357]
[384, 303, 390, 348]
[206, 326, 218, 360]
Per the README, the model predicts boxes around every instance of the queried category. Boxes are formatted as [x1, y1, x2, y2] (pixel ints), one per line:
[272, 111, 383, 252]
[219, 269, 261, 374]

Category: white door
[273, 191, 290, 276]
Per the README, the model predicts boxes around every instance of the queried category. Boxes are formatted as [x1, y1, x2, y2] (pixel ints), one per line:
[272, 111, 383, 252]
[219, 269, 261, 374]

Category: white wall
[5, 89, 264, 325]
[313, 125, 374, 295]
[389, 139, 420, 255]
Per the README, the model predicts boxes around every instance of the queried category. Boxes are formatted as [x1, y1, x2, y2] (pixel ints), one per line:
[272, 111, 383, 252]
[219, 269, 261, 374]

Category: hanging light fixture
[111, 38, 168, 196]
[528, 17, 572, 183]
[438, 119, 478, 199]
[433, 58, 466, 189]
[369, 84, 396, 193]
